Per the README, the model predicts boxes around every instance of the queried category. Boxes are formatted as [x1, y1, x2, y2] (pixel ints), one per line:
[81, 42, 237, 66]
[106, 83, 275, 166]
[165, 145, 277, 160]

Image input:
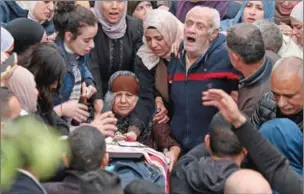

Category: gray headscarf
[93, 1, 128, 39]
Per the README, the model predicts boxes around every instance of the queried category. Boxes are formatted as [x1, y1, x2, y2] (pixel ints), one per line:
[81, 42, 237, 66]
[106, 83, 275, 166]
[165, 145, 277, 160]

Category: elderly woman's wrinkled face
[100, 1, 126, 24]
[133, 1, 153, 20]
[33, 1, 54, 22]
[291, 17, 303, 46]
[243, 1, 265, 23]
[277, 1, 300, 16]
[145, 28, 170, 57]
[113, 91, 138, 117]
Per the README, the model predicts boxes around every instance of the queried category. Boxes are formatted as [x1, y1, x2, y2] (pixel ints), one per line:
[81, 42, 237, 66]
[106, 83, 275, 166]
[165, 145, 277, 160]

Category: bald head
[272, 56, 303, 80]
[225, 169, 272, 194]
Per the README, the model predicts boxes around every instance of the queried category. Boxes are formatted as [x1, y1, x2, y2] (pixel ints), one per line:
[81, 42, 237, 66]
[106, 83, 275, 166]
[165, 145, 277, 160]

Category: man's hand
[153, 97, 169, 124]
[62, 100, 89, 123]
[278, 22, 293, 37]
[82, 82, 97, 99]
[202, 89, 247, 128]
[94, 99, 104, 116]
[91, 111, 117, 137]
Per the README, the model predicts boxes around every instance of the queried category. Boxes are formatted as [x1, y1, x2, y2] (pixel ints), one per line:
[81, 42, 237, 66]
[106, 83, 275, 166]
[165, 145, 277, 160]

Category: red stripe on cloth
[168, 72, 239, 82]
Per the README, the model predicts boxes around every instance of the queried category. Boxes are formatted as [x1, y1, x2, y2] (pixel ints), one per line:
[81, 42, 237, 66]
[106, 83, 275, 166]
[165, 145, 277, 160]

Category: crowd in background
[0, 1, 303, 194]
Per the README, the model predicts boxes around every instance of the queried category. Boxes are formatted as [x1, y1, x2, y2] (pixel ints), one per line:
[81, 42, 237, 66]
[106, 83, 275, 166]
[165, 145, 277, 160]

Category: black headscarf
[4, 18, 45, 55]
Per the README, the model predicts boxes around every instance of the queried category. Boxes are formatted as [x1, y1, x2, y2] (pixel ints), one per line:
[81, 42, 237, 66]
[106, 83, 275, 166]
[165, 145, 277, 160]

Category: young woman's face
[132, 1, 153, 20]
[66, 25, 98, 56]
[277, 1, 300, 16]
[113, 91, 138, 117]
[291, 17, 303, 46]
[242, 1, 265, 23]
[33, 1, 54, 22]
[100, 1, 126, 24]
[145, 28, 170, 57]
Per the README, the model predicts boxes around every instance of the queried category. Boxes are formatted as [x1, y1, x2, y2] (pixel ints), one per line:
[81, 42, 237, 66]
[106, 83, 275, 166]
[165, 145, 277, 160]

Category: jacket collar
[18, 169, 48, 194]
[239, 57, 272, 88]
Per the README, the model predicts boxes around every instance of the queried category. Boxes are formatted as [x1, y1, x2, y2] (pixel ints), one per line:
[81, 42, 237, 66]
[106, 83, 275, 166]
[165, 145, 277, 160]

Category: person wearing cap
[108, 71, 181, 171]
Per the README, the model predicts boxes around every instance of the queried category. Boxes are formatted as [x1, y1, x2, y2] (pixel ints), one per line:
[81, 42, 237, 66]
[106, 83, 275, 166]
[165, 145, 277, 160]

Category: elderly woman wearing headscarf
[135, 9, 184, 124]
[1, 1, 55, 38]
[260, 119, 303, 176]
[290, 2, 303, 48]
[6, 66, 39, 115]
[221, 0, 275, 31]
[108, 71, 181, 171]
[89, 1, 149, 138]
[4, 18, 47, 56]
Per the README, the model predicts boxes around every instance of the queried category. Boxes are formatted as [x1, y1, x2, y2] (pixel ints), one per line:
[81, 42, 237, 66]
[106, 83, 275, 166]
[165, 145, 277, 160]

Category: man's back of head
[226, 23, 265, 64]
[225, 169, 272, 194]
[254, 20, 283, 53]
[205, 113, 246, 165]
[124, 180, 166, 194]
[68, 125, 107, 172]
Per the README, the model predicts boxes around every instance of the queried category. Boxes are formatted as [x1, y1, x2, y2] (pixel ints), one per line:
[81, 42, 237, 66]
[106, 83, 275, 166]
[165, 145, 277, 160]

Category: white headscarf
[1, 27, 14, 52]
[137, 9, 184, 70]
[16, 1, 39, 22]
[93, 1, 128, 39]
[290, 2, 303, 23]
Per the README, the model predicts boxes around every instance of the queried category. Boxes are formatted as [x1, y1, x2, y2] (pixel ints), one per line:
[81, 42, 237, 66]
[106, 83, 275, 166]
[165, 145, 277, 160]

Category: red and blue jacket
[167, 34, 239, 152]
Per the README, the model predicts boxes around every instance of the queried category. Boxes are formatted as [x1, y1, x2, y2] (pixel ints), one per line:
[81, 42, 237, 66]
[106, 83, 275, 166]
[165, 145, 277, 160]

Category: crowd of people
[0, 1, 303, 194]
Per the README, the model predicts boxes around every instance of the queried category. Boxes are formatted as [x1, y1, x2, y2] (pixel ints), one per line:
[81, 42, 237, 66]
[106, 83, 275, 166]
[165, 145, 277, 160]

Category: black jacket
[233, 120, 303, 194]
[3, 170, 47, 194]
[251, 92, 303, 130]
[89, 16, 143, 98]
[170, 144, 239, 194]
[43, 171, 83, 194]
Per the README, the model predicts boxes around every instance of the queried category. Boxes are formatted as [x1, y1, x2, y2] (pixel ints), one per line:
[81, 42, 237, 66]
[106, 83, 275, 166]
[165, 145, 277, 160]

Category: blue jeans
[108, 160, 165, 189]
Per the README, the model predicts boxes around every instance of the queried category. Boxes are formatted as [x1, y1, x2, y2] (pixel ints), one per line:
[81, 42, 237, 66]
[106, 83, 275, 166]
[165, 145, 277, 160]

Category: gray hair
[254, 20, 283, 53]
[226, 23, 265, 64]
[186, 6, 220, 30]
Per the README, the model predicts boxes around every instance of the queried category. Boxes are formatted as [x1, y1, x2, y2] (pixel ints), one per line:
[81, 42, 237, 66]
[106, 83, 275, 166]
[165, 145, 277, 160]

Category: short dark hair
[124, 180, 166, 194]
[226, 23, 265, 64]
[53, 1, 97, 40]
[68, 125, 106, 172]
[80, 169, 122, 194]
[209, 113, 243, 157]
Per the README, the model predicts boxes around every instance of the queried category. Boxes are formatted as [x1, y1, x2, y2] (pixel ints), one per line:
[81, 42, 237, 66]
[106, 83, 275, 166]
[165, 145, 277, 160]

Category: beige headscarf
[6, 66, 37, 113]
[16, 1, 40, 23]
[290, 2, 303, 23]
[137, 9, 184, 70]
[137, 9, 183, 102]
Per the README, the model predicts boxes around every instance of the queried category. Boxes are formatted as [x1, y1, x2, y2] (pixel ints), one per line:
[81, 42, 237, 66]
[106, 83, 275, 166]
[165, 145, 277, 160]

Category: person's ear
[64, 31, 73, 43]
[241, 148, 248, 157]
[62, 152, 70, 168]
[204, 134, 211, 153]
[210, 29, 219, 41]
[100, 153, 109, 168]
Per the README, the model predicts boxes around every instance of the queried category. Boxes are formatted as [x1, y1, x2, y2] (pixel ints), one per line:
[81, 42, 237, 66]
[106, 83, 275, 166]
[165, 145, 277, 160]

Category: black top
[233, 120, 303, 194]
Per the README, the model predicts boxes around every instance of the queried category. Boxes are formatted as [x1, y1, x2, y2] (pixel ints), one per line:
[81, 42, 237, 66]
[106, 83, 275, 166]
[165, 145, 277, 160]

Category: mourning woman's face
[100, 1, 126, 24]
